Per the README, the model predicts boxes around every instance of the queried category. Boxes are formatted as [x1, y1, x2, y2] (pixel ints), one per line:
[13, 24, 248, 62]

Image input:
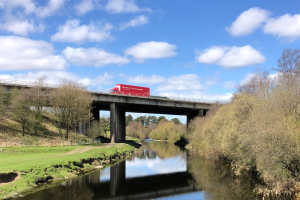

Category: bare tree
[28, 76, 48, 136]
[237, 68, 273, 99]
[275, 48, 300, 75]
[10, 89, 32, 136]
[50, 79, 93, 140]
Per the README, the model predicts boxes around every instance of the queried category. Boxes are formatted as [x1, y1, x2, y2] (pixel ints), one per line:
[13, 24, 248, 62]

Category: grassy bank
[0, 143, 135, 199]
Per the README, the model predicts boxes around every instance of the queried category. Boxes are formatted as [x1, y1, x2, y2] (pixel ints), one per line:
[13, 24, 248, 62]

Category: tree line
[187, 48, 300, 197]
[126, 115, 186, 142]
[0, 77, 93, 140]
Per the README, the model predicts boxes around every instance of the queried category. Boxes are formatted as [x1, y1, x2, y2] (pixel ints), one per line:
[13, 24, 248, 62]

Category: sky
[1, 0, 300, 122]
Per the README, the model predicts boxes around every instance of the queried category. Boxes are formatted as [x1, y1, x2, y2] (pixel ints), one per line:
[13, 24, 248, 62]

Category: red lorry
[110, 84, 150, 97]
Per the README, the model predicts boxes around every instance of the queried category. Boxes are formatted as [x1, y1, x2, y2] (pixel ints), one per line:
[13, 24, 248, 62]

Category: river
[15, 140, 263, 200]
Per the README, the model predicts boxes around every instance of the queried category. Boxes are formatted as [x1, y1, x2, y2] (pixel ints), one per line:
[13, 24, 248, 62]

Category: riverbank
[0, 143, 136, 199]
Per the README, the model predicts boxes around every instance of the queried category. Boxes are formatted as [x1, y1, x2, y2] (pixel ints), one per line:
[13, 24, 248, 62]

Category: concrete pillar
[199, 109, 204, 117]
[110, 161, 126, 196]
[186, 109, 204, 126]
[110, 103, 126, 143]
[186, 114, 194, 126]
[91, 107, 100, 121]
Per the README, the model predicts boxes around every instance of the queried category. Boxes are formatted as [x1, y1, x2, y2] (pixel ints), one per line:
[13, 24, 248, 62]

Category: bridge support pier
[110, 161, 126, 196]
[110, 103, 126, 143]
[186, 109, 204, 126]
[91, 107, 100, 121]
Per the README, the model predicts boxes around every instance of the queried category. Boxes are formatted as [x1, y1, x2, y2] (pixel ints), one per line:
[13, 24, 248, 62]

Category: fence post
[51, 139, 52, 147]
[36, 138, 37, 147]
[22, 140, 23, 147]
[6, 139, 7, 148]
[63, 139, 64, 146]
[71, 140, 72, 146]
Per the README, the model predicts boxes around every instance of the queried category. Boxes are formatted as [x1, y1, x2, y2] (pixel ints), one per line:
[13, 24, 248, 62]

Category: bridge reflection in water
[16, 142, 201, 200]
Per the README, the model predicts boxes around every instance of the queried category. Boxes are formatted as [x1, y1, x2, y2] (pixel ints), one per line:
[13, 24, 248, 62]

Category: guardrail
[0, 79, 226, 104]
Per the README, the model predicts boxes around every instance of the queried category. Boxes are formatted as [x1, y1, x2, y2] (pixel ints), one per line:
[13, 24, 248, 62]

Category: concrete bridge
[91, 92, 211, 143]
[0, 80, 213, 143]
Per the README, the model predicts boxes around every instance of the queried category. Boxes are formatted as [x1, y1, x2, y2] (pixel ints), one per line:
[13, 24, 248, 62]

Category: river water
[16, 141, 262, 200]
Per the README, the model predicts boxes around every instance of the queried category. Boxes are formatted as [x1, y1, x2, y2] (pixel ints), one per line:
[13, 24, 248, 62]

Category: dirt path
[66, 144, 114, 155]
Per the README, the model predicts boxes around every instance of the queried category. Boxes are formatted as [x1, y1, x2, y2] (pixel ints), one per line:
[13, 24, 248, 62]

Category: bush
[188, 49, 300, 196]
[126, 121, 145, 139]
[149, 119, 186, 143]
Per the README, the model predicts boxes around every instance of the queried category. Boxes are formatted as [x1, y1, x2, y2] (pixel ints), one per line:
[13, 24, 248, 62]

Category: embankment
[0, 143, 137, 199]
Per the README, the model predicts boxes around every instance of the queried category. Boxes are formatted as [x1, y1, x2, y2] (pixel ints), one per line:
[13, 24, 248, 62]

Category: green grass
[0, 144, 135, 199]
[126, 136, 143, 143]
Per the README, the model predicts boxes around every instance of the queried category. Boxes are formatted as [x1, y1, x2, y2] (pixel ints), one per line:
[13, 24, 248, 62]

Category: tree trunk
[65, 127, 69, 140]
[34, 123, 38, 136]
[22, 124, 25, 136]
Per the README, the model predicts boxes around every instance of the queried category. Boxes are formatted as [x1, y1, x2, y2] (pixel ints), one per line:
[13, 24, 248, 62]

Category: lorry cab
[110, 87, 119, 94]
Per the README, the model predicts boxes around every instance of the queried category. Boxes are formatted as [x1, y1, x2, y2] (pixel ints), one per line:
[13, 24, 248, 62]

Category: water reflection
[15, 142, 267, 200]
[126, 142, 187, 178]
[187, 156, 261, 200]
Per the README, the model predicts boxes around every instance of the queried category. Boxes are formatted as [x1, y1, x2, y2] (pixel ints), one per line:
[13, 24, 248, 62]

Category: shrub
[149, 120, 186, 143]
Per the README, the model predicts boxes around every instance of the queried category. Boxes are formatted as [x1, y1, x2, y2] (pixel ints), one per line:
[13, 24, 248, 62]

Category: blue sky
[1, 0, 300, 121]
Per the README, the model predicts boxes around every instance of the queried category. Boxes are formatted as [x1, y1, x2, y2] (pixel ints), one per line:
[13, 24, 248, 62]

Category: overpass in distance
[0, 79, 215, 143]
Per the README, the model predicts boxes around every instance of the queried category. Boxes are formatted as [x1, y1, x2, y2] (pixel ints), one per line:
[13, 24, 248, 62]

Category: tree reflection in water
[132, 141, 186, 161]
[187, 156, 266, 200]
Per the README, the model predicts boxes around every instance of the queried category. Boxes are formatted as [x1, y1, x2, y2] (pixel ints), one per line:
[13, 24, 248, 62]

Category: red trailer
[110, 84, 150, 97]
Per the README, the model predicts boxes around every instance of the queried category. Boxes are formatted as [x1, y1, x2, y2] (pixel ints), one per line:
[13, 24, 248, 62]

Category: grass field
[0, 143, 135, 199]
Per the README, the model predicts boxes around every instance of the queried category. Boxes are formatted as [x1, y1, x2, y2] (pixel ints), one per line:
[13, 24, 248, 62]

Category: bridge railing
[0, 79, 227, 104]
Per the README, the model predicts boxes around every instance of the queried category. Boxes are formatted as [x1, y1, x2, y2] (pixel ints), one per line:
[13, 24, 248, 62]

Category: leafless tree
[10, 89, 32, 136]
[237, 68, 272, 99]
[49, 79, 93, 140]
[275, 48, 300, 75]
[28, 76, 48, 136]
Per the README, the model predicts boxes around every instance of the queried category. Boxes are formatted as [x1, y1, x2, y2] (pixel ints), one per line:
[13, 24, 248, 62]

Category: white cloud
[51, 19, 113, 44]
[118, 73, 126, 78]
[223, 81, 237, 89]
[62, 46, 130, 67]
[104, 0, 139, 14]
[0, 71, 78, 85]
[158, 91, 233, 102]
[120, 15, 148, 30]
[156, 74, 207, 92]
[264, 14, 300, 42]
[78, 73, 114, 86]
[0, 0, 65, 18]
[206, 78, 219, 86]
[125, 41, 177, 63]
[196, 45, 265, 69]
[0, 36, 67, 71]
[0, 0, 36, 14]
[184, 62, 195, 68]
[75, 0, 95, 15]
[0, 18, 44, 36]
[35, 0, 66, 18]
[226, 7, 271, 37]
[0, 71, 114, 87]
[127, 74, 167, 85]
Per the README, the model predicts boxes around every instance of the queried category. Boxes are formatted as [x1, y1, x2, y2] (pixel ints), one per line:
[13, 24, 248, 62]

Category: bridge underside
[92, 101, 208, 143]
